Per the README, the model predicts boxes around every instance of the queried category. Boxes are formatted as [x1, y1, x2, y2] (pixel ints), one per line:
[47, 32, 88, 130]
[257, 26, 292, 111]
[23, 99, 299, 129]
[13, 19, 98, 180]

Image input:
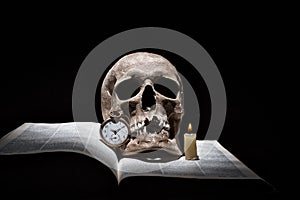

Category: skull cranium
[101, 52, 183, 156]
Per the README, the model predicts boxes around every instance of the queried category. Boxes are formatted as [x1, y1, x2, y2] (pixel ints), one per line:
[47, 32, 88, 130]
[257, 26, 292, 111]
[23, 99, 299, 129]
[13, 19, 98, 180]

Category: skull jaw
[123, 135, 182, 157]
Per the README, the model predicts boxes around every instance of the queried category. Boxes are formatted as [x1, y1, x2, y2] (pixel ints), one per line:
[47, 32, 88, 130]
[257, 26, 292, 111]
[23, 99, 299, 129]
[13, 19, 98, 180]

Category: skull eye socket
[115, 79, 141, 100]
[154, 77, 179, 99]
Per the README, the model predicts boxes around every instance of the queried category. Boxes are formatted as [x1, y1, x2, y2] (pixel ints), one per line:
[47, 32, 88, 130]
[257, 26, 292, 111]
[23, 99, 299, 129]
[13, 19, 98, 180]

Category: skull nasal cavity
[142, 85, 156, 110]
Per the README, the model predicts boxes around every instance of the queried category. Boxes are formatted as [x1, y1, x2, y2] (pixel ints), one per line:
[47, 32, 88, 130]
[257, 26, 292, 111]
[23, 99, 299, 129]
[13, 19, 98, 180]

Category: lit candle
[184, 123, 199, 160]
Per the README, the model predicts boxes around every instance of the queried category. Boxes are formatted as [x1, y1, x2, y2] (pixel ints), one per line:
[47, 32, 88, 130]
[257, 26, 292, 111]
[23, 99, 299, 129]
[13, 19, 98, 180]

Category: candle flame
[188, 123, 192, 132]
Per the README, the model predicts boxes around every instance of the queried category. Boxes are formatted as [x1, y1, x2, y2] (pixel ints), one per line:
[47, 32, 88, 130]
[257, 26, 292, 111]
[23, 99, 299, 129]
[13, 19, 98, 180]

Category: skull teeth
[138, 121, 144, 128]
[134, 119, 138, 130]
[130, 118, 170, 137]
[164, 123, 170, 130]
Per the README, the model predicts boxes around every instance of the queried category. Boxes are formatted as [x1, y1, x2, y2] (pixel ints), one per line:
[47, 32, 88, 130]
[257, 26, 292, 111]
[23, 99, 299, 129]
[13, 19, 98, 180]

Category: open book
[0, 122, 259, 183]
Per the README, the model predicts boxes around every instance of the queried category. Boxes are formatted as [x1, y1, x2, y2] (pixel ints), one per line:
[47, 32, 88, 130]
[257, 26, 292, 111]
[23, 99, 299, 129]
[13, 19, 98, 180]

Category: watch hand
[116, 126, 125, 133]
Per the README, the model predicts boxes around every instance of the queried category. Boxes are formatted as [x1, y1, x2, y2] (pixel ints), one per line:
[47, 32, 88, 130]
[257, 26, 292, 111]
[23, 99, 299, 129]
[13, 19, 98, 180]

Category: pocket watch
[100, 118, 130, 148]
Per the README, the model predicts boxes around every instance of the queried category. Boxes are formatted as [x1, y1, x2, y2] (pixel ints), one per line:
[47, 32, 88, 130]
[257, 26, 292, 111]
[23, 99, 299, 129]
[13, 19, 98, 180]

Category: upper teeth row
[130, 120, 170, 135]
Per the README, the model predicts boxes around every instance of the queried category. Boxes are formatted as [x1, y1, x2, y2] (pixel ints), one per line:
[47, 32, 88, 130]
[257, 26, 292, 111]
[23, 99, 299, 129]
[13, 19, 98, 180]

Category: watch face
[100, 119, 129, 147]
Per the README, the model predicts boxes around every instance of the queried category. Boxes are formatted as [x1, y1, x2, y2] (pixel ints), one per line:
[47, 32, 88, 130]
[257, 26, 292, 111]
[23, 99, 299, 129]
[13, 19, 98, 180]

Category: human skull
[101, 52, 183, 156]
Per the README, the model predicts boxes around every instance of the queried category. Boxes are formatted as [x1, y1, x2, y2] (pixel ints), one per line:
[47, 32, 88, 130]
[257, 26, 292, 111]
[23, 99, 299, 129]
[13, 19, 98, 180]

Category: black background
[0, 9, 286, 199]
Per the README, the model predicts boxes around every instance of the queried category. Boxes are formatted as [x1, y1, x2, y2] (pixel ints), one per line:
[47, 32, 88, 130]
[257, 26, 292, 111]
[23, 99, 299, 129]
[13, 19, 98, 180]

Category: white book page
[118, 141, 260, 182]
[0, 122, 119, 178]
